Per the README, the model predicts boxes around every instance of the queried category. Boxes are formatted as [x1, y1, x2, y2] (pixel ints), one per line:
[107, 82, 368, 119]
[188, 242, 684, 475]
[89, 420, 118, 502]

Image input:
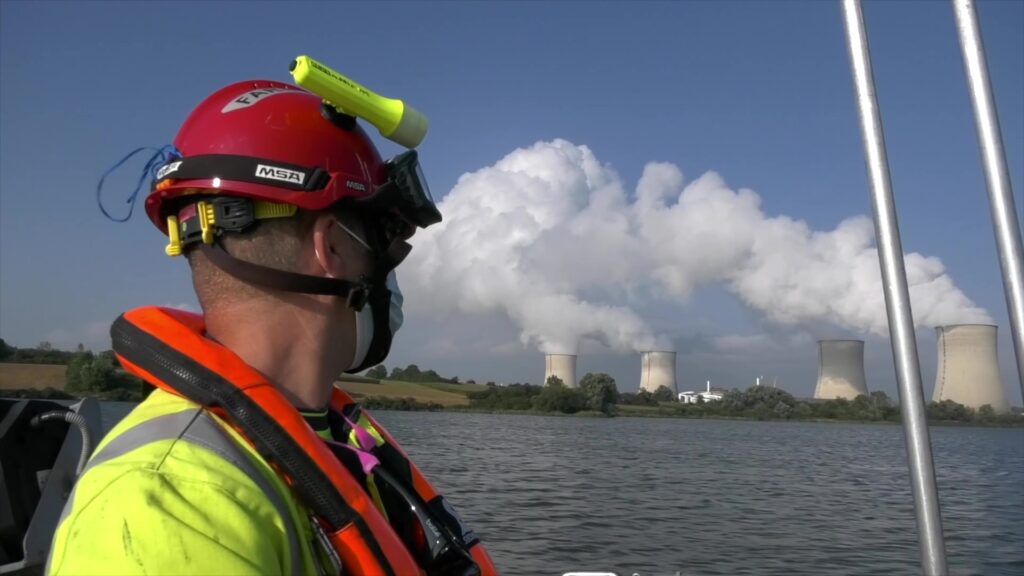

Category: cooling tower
[815, 340, 869, 400]
[933, 324, 1009, 413]
[640, 351, 677, 394]
[544, 354, 577, 387]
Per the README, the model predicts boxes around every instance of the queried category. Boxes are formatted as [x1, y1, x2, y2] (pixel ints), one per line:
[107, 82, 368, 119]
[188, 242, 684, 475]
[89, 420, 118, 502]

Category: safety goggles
[357, 150, 441, 229]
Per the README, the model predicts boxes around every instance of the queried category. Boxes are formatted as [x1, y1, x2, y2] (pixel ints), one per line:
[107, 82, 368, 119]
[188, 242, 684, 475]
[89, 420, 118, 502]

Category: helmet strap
[198, 243, 372, 310]
[194, 209, 413, 311]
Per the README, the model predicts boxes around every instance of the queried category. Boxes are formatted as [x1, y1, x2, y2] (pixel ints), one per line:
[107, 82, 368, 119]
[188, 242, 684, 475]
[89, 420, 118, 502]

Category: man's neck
[203, 299, 350, 411]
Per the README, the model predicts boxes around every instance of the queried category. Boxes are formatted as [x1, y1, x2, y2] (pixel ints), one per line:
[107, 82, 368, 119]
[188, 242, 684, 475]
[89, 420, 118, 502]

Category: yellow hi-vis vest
[46, 388, 319, 575]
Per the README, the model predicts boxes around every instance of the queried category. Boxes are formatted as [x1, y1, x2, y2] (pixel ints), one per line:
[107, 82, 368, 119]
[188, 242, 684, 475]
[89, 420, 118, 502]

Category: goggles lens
[372, 150, 441, 229]
[415, 161, 433, 203]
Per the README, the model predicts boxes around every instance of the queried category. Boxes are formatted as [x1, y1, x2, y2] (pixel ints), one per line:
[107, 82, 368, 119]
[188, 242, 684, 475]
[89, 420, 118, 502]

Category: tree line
[1, 340, 148, 402]
[464, 373, 1022, 426]
[0, 338, 79, 365]
[363, 364, 463, 384]
[357, 396, 445, 411]
[3, 342, 1020, 426]
[465, 374, 620, 415]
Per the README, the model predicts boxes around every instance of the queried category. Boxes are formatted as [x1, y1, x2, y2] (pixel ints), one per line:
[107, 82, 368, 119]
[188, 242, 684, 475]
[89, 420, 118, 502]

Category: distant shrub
[0, 338, 77, 365]
[65, 352, 145, 400]
[359, 396, 444, 411]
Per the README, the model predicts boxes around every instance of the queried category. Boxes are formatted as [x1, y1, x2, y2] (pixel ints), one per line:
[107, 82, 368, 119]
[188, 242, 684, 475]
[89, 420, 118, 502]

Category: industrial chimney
[933, 324, 1009, 413]
[814, 340, 869, 400]
[640, 351, 677, 394]
[544, 354, 577, 387]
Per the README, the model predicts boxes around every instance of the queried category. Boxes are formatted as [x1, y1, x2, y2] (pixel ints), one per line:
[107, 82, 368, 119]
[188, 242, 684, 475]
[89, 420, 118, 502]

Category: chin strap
[198, 243, 372, 310]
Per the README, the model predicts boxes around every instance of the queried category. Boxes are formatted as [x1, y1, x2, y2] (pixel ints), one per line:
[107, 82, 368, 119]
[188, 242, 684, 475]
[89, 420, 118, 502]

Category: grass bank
[332, 379, 481, 407]
[0, 364, 484, 408]
[0, 363, 67, 390]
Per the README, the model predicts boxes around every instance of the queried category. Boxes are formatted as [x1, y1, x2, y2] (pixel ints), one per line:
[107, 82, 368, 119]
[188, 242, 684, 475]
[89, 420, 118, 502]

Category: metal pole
[840, 2, 948, 574]
[952, 0, 1024, 399]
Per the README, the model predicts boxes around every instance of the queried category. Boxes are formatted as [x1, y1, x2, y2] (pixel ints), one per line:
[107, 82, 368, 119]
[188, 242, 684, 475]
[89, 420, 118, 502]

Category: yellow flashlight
[290, 55, 428, 149]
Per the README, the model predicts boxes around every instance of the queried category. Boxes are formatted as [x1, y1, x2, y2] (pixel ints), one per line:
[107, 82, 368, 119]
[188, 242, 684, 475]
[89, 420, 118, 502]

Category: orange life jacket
[111, 306, 499, 576]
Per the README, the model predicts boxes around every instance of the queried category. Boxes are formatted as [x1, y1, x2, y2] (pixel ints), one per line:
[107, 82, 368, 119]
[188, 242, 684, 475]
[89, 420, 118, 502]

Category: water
[100, 405, 1024, 575]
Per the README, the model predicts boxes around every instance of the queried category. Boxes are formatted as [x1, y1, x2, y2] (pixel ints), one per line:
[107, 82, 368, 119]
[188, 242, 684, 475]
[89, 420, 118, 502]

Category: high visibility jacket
[47, 307, 496, 576]
[47, 388, 319, 575]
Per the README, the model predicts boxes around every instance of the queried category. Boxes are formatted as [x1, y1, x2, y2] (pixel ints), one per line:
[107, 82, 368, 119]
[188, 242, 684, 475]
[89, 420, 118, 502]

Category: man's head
[145, 79, 439, 374]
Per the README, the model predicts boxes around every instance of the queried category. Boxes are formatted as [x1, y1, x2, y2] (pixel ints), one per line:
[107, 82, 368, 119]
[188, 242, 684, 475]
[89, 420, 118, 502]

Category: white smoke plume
[404, 139, 990, 353]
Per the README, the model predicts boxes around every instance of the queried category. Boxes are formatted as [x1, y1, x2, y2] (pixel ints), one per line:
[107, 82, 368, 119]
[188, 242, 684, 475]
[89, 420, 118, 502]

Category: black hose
[31, 410, 94, 477]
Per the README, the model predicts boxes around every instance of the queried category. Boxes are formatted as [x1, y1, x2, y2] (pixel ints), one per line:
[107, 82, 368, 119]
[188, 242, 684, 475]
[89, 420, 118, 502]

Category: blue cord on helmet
[97, 144, 182, 222]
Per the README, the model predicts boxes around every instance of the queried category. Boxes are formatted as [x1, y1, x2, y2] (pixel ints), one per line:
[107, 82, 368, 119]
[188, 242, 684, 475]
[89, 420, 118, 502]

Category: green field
[0, 363, 481, 408]
[335, 379, 480, 407]
[418, 381, 488, 394]
[0, 363, 67, 390]
[616, 404, 686, 418]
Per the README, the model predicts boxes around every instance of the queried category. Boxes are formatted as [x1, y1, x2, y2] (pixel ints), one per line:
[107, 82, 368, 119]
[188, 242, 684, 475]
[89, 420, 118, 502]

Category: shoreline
[446, 404, 1023, 428]
[3, 388, 1022, 429]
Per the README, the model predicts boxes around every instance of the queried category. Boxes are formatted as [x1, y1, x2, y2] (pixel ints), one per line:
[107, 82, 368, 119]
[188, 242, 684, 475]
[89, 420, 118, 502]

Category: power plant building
[544, 354, 577, 387]
[933, 324, 1009, 413]
[815, 340, 869, 400]
[640, 351, 677, 394]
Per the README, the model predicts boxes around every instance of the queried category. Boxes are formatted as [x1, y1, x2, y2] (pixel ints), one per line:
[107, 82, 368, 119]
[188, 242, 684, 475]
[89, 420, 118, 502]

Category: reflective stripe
[84, 409, 203, 471]
[178, 411, 303, 576]
[50, 408, 303, 576]
[51, 410, 206, 554]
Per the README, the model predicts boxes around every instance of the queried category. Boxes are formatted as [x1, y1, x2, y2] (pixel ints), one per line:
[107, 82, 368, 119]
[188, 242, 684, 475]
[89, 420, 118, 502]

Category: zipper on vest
[311, 516, 344, 575]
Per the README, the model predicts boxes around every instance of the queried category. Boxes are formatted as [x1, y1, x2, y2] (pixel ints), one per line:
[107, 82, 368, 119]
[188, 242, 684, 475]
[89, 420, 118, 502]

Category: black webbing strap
[199, 244, 371, 310]
[109, 316, 398, 575]
[155, 154, 331, 192]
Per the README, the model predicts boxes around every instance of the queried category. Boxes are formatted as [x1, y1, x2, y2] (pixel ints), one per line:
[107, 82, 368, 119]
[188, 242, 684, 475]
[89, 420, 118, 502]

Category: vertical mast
[840, 2, 948, 573]
[952, 0, 1024, 398]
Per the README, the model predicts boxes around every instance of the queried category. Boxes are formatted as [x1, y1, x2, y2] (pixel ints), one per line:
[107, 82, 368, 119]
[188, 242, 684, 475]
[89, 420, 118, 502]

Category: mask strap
[335, 220, 372, 253]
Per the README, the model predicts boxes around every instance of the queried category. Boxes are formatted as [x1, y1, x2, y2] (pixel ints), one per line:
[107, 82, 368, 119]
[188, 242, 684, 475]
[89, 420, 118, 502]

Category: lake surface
[101, 405, 1024, 576]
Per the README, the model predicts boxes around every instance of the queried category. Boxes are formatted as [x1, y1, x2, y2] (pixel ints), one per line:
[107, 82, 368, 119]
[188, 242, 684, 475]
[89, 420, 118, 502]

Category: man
[47, 80, 494, 575]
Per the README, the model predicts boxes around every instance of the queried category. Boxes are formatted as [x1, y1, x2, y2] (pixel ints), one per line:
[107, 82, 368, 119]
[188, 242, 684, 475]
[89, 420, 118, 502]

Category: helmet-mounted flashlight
[290, 55, 429, 149]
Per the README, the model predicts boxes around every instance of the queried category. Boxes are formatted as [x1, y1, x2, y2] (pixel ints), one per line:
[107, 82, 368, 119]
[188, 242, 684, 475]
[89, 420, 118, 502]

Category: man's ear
[311, 213, 345, 279]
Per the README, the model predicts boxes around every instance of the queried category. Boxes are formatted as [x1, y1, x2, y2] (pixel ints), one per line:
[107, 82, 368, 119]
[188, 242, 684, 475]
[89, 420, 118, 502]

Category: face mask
[349, 305, 374, 371]
[347, 270, 403, 373]
[386, 271, 404, 334]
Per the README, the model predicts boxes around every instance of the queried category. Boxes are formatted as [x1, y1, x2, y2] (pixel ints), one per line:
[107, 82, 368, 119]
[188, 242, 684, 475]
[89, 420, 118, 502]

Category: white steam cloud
[404, 140, 990, 354]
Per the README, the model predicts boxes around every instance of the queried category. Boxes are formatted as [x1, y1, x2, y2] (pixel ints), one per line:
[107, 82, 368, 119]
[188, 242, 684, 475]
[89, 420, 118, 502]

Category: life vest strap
[110, 310, 406, 576]
[110, 306, 498, 575]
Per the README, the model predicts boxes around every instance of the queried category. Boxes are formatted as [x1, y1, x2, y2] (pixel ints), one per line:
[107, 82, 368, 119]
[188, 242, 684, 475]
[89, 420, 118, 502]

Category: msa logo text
[156, 161, 182, 180]
[255, 164, 305, 185]
[346, 180, 366, 192]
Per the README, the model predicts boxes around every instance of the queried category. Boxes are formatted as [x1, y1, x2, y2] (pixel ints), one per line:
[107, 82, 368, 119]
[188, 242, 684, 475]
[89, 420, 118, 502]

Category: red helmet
[145, 80, 387, 232]
[133, 78, 432, 372]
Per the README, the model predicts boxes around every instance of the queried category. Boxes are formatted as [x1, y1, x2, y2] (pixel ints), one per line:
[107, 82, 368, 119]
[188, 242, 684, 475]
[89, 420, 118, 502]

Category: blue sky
[1, 1, 1022, 403]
